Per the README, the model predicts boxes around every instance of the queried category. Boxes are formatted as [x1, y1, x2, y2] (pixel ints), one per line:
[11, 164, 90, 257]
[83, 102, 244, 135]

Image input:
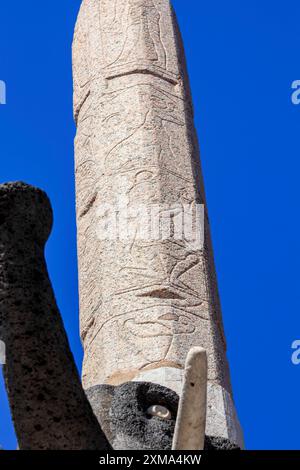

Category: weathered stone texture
[88, 382, 178, 450]
[0, 182, 111, 450]
[73, 0, 242, 446]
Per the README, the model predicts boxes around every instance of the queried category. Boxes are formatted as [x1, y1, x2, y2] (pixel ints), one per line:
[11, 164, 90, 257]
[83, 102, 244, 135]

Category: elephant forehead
[109, 382, 179, 450]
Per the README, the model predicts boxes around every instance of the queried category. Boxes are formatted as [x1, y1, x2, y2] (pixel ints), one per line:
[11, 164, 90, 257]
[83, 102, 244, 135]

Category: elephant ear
[86, 385, 116, 443]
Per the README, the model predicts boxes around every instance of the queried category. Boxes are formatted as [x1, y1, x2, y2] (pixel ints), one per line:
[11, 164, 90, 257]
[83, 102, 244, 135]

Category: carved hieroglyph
[73, 0, 243, 446]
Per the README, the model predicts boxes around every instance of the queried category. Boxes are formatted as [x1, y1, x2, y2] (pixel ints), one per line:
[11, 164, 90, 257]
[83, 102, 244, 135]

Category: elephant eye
[146, 405, 171, 420]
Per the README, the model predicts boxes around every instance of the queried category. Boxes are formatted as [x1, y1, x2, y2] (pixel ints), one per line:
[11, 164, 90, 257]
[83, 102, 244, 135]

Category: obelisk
[73, 0, 243, 447]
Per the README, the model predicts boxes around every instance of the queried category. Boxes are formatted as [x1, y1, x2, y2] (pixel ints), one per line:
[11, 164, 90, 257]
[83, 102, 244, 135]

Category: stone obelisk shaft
[73, 0, 242, 446]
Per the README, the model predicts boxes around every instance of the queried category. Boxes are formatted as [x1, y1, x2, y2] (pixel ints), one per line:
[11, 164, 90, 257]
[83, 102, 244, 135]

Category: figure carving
[107, 0, 166, 69]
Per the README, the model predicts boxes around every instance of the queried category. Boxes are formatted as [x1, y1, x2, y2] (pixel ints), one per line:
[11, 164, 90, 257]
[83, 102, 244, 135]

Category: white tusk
[172, 347, 207, 451]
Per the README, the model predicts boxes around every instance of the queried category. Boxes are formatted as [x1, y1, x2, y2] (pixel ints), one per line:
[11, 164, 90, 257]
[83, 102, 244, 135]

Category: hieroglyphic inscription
[74, 0, 230, 390]
[73, 0, 243, 446]
[98, 0, 180, 83]
[73, 0, 232, 402]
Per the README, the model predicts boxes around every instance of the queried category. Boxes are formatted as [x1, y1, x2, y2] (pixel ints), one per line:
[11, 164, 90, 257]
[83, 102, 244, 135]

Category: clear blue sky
[0, 0, 300, 450]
